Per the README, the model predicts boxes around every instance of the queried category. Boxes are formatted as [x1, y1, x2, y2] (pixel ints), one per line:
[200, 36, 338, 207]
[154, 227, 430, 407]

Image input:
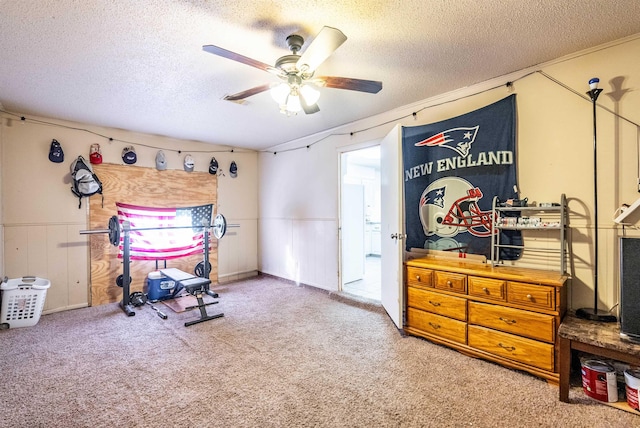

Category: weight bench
[160, 268, 224, 327]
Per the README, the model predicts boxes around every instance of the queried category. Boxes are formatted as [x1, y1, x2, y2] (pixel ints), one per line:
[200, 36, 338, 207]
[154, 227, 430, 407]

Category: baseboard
[218, 270, 259, 284]
[42, 303, 88, 315]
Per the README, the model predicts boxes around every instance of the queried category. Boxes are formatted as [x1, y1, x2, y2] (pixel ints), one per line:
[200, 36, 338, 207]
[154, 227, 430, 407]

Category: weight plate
[108, 215, 120, 246]
[194, 261, 212, 278]
[116, 274, 132, 288]
[129, 292, 147, 307]
[213, 213, 227, 239]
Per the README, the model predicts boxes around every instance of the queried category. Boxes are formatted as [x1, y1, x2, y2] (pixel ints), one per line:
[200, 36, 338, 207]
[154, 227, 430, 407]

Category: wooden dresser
[405, 258, 568, 383]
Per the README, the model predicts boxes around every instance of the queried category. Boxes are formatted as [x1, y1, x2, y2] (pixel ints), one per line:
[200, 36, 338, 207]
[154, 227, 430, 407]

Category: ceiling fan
[202, 26, 383, 115]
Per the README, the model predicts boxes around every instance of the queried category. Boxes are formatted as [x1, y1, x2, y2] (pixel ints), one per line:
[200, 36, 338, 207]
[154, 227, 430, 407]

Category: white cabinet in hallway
[366, 222, 381, 256]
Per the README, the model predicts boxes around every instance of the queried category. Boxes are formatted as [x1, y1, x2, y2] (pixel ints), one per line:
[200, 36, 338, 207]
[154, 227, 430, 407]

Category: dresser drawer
[407, 307, 467, 344]
[507, 282, 555, 311]
[468, 325, 554, 371]
[433, 270, 467, 294]
[406, 267, 433, 289]
[468, 301, 555, 343]
[468, 276, 506, 302]
[407, 287, 467, 321]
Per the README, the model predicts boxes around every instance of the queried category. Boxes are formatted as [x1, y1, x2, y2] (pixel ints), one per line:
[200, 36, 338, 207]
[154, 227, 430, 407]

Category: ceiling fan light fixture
[286, 93, 302, 113]
[273, 82, 313, 115]
[270, 83, 290, 105]
[300, 84, 320, 106]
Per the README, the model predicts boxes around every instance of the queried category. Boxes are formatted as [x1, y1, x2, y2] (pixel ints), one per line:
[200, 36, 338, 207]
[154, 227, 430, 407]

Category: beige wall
[3, 34, 639, 318]
[0, 115, 258, 313]
[259, 34, 640, 316]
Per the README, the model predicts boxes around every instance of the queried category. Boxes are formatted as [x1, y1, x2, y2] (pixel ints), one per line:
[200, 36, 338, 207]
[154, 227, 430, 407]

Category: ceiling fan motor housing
[286, 34, 304, 54]
[275, 54, 300, 74]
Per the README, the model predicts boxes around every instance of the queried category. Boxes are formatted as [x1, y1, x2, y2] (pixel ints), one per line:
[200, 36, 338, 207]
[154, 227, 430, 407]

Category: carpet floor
[0, 274, 638, 427]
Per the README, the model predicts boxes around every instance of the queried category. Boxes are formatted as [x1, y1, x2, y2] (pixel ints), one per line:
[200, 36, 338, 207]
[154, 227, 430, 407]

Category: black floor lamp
[576, 77, 617, 322]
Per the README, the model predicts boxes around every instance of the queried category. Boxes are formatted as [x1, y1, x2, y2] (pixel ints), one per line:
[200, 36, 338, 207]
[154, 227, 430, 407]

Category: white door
[342, 183, 365, 284]
[380, 125, 404, 329]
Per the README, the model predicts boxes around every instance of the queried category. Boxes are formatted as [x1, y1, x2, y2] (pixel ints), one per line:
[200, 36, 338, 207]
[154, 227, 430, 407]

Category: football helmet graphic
[424, 237, 461, 251]
[419, 177, 494, 238]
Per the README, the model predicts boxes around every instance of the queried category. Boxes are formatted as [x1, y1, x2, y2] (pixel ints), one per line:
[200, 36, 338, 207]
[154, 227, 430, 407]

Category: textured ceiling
[1, 1, 640, 151]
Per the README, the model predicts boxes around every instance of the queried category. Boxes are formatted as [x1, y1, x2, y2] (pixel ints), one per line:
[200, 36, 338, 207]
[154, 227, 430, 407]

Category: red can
[581, 359, 618, 402]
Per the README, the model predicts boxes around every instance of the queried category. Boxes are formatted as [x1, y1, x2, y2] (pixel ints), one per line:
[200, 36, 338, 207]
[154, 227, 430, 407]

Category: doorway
[340, 145, 382, 300]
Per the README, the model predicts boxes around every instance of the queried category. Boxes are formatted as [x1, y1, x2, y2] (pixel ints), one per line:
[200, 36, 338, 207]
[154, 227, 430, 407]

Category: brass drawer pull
[526, 294, 533, 300]
[498, 343, 516, 352]
[428, 300, 441, 307]
[482, 287, 489, 293]
[447, 280, 452, 287]
[416, 275, 421, 281]
[428, 322, 441, 330]
[499, 317, 516, 325]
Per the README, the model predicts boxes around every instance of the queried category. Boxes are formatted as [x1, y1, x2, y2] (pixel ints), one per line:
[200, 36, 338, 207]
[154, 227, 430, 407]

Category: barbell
[80, 213, 229, 246]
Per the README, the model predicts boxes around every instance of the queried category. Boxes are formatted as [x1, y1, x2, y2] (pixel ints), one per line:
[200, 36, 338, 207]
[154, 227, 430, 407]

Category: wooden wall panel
[88, 164, 217, 306]
[3, 224, 89, 313]
[3, 226, 30, 276]
[44, 225, 70, 311]
[66, 224, 89, 309]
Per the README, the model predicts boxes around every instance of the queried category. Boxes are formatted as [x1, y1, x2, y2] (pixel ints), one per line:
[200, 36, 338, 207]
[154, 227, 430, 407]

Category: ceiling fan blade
[296, 26, 347, 73]
[300, 95, 320, 115]
[314, 76, 383, 94]
[223, 83, 272, 102]
[203, 45, 282, 76]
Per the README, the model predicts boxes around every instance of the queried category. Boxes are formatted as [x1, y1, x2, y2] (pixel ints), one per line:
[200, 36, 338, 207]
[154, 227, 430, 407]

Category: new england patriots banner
[402, 95, 519, 258]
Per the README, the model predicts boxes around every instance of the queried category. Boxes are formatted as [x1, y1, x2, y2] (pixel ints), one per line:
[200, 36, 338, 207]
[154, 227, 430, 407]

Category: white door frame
[337, 142, 382, 292]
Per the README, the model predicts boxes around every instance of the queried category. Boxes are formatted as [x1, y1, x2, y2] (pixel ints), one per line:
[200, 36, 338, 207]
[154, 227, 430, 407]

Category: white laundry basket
[1, 276, 50, 328]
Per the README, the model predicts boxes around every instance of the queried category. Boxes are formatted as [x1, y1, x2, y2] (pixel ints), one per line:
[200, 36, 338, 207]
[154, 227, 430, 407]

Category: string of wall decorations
[2, 71, 638, 161]
[0, 109, 250, 155]
[264, 70, 639, 158]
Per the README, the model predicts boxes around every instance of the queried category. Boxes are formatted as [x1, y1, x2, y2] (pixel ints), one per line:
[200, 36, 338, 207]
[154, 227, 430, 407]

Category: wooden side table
[559, 314, 640, 411]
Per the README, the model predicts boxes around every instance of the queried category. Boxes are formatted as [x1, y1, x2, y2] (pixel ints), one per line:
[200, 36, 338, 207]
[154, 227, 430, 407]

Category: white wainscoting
[259, 218, 338, 290]
[217, 218, 259, 283]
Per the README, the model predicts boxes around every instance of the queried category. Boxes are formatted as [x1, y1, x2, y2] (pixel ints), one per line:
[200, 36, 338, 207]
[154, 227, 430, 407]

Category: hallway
[342, 256, 381, 301]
